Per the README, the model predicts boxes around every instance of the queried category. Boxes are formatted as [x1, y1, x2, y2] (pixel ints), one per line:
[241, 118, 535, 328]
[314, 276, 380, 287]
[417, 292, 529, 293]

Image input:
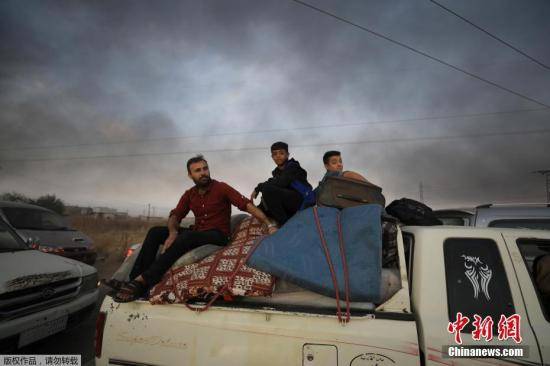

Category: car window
[2, 207, 69, 230]
[489, 219, 550, 230]
[0, 219, 28, 251]
[516, 239, 550, 321]
[439, 217, 469, 226]
[444, 238, 515, 333]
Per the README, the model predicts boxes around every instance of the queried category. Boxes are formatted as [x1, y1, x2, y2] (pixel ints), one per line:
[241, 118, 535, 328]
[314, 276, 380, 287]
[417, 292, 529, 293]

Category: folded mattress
[248, 205, 382, 302]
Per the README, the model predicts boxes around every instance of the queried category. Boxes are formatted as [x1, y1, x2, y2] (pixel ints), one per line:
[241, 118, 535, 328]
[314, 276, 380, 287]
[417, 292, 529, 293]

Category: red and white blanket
[149, 217, 275, 305]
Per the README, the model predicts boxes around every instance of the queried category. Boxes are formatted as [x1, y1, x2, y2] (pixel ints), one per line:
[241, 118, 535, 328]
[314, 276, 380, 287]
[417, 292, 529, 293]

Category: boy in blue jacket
[251, 142, 314, 225]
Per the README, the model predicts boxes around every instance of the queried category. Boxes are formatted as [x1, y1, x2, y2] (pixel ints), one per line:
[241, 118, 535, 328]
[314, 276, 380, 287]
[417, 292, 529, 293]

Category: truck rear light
[39, 245, 64, 253]
[125, 248, 135, 258]
[95, 311, 107, 358]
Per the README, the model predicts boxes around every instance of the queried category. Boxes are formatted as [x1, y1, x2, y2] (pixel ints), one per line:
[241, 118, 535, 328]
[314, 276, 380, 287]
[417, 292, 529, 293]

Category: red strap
[185, 212, 352, 324]
[336, 212, 351, 323]
[312, 207, 350, 323]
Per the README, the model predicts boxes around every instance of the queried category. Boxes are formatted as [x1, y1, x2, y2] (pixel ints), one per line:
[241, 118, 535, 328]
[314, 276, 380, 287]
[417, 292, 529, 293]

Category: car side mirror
[26, 238, 39, 249]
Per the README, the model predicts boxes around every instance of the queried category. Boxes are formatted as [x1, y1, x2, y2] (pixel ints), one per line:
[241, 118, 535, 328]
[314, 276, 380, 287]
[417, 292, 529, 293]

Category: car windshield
[2, 207, 71, 230]
[0, 219, 28, 251]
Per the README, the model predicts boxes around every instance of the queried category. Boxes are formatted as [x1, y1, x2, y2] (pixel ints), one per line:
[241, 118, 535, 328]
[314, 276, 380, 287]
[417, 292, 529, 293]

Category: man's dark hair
[270, 141, 288, 152]
[323, 150, 341, 164]
[186, 154, 207, 173]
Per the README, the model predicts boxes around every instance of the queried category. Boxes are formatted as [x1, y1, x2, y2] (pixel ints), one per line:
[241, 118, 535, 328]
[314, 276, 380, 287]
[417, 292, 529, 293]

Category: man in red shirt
[110, 155, 276, 302]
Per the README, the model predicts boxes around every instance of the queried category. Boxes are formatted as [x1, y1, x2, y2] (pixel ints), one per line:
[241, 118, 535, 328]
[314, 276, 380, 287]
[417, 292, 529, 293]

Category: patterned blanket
[149, 216, 275, 305]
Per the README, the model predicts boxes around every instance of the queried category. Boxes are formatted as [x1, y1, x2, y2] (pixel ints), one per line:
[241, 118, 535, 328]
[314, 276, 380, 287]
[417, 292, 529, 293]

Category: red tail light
[125, 248, 135, 258]
[38, 246, 64, 253]
[95, 311, 107, 358]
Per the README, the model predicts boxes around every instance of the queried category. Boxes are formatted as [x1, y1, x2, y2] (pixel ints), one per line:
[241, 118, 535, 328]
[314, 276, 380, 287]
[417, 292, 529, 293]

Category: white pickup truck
[95, 220, 550, 365]
[0, 216, 99, 352]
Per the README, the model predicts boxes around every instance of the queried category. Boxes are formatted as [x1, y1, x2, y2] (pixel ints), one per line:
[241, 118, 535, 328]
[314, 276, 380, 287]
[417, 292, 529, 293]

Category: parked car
[432, 208, 474, 226]
[96, 218, 550, 365]
[0, 201, 97, 265]
[474, 203, 550, 229]
[124, 243, 140, 260]
[0, 215, 99, 352]
[434, 203, 550, 230]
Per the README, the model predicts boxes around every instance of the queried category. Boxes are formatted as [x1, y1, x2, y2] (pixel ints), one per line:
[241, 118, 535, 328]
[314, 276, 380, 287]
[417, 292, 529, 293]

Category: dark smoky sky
[1, 0, 549, 215]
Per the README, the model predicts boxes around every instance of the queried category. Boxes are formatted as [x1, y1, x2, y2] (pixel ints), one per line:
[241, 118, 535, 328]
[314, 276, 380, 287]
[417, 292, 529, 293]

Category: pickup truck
[95, 219, 550, 365]
[0, 216, 99, 352]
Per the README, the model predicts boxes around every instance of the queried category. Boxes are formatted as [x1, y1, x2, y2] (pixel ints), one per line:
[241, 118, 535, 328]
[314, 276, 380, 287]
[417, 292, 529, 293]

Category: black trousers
[129, 226, 227, 286]
[260, 185, 303, 225]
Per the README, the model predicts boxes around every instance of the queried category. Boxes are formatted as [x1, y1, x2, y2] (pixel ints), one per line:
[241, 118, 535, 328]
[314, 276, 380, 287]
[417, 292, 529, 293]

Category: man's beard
[193, 175, 212, 188]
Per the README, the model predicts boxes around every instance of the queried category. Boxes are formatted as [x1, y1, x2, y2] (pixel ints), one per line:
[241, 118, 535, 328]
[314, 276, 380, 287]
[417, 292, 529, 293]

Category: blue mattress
[248, 205, 382, 302]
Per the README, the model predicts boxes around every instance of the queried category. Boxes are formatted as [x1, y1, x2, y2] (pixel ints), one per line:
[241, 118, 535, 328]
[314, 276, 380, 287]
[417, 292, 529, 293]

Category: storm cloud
[1, 0, 549, 215]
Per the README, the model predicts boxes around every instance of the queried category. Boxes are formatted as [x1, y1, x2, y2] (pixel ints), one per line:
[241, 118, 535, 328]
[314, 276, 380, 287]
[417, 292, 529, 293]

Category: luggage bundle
[148, 177, 406, 319]
[148, 206, 400, 314]
[386, 198, 443, 226]
[316, 176, 386, 208]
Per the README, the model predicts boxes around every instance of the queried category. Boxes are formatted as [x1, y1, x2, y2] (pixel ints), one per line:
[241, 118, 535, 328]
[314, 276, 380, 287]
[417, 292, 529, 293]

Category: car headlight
[80, 273, 98, 293]
[39, 245, 64, 253]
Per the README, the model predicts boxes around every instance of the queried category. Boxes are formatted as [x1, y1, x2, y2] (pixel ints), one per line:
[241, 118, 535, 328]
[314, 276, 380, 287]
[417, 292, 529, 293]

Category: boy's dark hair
[270, 141, 288, 152]
[186, 154, 207, 173]
[323, 150, 341, 164]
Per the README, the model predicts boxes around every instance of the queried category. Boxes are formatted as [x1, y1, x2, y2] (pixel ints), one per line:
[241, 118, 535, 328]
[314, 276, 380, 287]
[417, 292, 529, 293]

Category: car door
[411, 228, 542, 365]
[503, 233, 550, 365]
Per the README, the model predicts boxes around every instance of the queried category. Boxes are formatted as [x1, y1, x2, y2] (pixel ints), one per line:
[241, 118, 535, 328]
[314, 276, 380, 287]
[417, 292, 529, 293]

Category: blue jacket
[255, 158, 314, 208]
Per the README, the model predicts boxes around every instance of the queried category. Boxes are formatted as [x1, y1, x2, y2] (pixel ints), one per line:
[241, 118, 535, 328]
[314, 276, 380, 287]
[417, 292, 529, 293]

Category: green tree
[0, 191, 34, 204]
[35, 194, 65, 215]
[0, 192, 66, 215]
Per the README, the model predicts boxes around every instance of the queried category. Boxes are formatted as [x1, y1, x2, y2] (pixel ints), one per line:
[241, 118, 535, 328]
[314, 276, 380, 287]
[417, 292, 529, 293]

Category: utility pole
[533, 170, 550, 204]
[147, 203, 151, 221]
[419, 181, 424, 203]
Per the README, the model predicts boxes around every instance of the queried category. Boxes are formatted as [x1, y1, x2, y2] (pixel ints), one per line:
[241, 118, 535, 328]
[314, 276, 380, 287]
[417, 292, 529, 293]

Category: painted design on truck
[462, 255, 492, 300]
[349, 353, 395, 365]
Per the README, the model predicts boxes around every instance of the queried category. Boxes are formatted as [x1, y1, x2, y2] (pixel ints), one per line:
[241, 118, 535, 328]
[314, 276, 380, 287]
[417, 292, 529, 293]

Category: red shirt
[169, 180, 251, 237]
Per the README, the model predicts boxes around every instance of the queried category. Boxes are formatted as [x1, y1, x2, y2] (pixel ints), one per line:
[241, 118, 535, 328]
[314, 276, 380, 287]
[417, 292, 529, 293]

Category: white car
[435, 203, 550, 229]
[0, 216, 99, 352]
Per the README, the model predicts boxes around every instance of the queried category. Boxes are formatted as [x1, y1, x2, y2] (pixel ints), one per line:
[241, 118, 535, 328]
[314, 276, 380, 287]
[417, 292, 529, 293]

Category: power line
[1, 107, 548, 152]
[290, 0, 550, 108]
[2, 127, 549, 163]
[429, 0, 550, 71]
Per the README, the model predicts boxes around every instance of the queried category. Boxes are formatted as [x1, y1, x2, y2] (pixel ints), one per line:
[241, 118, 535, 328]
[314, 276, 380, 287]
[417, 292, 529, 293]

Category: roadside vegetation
[69, 215, 164, 278]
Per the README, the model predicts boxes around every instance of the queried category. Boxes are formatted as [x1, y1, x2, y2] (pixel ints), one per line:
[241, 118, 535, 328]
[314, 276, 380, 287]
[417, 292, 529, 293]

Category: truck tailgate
[97, 296, 420, 366]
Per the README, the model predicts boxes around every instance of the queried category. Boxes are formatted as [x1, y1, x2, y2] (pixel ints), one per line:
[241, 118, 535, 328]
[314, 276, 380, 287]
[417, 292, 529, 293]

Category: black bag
[385, 198, 442, 226]
[316, 176, 386, 209]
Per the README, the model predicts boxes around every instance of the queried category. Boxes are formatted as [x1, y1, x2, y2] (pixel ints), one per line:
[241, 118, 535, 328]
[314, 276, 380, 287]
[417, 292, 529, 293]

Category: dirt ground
[69, 215, 196, 279]
[69, 216, 164, 279]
